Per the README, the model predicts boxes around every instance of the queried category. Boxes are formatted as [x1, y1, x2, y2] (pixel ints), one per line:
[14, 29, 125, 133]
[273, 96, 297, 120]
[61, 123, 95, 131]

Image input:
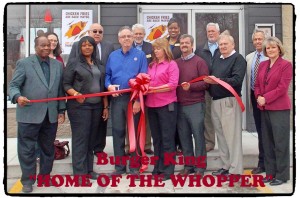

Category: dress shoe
[212, 168, 229, 176]
[262, 176, 274, 183]
[161, 174, 171, 181]
[178, 169, 195, 176]
[89, 171, 99, 180]
[270, 178, 286, 186]
[194, 170, 204, 177]
[22, 184, 33, 193]
[144, 149, 154, 155]
[107, 170, 126, 178]
[251, 167, 265, 174]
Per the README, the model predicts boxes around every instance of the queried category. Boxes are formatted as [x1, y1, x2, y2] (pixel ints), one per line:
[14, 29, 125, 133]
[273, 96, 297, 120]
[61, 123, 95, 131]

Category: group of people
[9, 17, 292, 193]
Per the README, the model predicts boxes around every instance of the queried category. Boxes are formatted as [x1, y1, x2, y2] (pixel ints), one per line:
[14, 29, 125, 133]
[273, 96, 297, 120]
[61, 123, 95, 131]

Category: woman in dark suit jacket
[63, 36, 108, 180]
[166, 17, 182, 60]
[254, 36, 292, 186]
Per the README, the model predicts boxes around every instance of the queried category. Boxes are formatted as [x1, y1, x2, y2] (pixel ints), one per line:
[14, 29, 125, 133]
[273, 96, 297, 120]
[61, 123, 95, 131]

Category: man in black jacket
[195, 22, 221, 152]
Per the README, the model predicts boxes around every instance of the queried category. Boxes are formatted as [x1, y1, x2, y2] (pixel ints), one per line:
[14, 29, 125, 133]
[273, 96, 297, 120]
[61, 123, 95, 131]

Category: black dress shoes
[22, 184, 33, 193]
[251, 167, 265, 174]
[262, 176, 274, 183]
[212, 168, 229, 176]
[89, 171, 99, 180]
[270, 178, 287, 186]
[178, 169, 195, 176]
[144, 149, 154, 155]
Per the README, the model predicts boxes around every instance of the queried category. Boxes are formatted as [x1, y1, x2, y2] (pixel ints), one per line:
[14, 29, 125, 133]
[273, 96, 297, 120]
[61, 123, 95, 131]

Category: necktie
[253, 53, 261, 83]
[41, 61, 50, 85]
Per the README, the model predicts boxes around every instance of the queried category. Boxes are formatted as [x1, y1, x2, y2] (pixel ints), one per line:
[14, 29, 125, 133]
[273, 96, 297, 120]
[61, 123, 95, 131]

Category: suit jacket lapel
[32, 56, 49, 88]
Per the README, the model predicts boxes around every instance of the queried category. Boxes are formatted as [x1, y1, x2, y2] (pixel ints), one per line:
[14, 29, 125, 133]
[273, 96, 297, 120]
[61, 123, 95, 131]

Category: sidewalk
[6, 131, 294, 195]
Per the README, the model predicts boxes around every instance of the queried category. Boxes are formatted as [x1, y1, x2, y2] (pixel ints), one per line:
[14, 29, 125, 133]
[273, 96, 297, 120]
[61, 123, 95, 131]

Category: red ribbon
[127, 73, 151, 173]
[189, 76, 245, 112]
[28, 73, 245, 173]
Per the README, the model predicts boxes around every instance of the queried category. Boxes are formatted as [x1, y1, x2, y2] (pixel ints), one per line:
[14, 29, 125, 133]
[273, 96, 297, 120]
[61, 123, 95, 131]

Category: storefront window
[6, 4, 26, 99]
[29, 4, 99, 62]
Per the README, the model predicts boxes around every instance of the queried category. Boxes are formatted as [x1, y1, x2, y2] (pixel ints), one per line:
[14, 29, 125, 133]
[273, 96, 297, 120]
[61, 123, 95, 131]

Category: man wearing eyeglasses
[105, 26, 148, 176]
[69, 23, 114, 158]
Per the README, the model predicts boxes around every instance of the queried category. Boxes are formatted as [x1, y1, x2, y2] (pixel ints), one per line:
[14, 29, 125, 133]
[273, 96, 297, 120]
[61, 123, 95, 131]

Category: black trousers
[261, 110, 290, 181]
[251, 90, 265, 168]
[148, 103, 177, 176]
[93, 118, 107, 153]
[18, 114, 57, 185]
[67, 107, 102, 175]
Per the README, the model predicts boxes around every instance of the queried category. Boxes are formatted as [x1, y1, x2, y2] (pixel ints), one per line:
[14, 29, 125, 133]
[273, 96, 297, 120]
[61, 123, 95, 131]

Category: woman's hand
[102, 108, 109, 121]
[257, 96, 266, 106]
[133, 101, 141, 115]
[75, 93, 85, 103]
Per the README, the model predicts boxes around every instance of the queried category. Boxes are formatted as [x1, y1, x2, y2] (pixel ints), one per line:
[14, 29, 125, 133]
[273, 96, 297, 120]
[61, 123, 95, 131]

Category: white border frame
[255, 23, 275, 37]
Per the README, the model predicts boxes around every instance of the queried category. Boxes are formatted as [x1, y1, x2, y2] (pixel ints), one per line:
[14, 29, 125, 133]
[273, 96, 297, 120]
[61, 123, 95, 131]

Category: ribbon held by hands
[127, 73, 151, 173]
[189, 75, 245, 112]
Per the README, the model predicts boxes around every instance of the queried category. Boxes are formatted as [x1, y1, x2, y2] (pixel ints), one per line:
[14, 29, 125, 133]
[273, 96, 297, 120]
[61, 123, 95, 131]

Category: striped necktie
[254, 53, 261, 83]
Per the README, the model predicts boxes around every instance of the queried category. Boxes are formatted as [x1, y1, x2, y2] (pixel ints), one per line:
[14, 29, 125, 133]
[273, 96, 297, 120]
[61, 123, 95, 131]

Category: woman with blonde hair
[145, 38, 179, 180]
[255, 36, 292, 185]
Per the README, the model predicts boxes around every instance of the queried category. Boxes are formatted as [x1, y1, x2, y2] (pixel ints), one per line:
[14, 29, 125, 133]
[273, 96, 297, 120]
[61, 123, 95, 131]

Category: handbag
[54, 140, 70, 160]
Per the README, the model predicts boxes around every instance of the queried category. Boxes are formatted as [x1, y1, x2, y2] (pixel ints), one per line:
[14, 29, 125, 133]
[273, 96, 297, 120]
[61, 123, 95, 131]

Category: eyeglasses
[119, 35, 133, 39]
[91, 30, 103, 34]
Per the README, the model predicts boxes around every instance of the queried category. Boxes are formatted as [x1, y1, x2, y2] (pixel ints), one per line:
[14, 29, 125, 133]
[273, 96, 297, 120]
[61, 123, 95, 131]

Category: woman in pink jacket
[145, 38, 179, 181]
[254, 36, 292, 186]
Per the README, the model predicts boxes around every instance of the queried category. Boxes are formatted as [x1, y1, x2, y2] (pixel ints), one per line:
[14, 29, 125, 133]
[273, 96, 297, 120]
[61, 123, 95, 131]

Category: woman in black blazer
[63, 36, 108, 180]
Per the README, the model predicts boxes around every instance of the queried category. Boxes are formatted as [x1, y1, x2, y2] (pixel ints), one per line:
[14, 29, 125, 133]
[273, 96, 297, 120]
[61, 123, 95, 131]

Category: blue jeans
[177, 102, 206, 172]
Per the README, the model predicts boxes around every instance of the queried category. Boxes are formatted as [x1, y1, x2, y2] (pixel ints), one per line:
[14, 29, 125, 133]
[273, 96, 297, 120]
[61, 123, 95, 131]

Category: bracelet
[104, 106, 109, 109]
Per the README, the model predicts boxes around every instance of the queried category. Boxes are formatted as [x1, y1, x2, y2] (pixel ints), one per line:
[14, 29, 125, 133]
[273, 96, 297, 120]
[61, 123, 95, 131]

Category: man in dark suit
[69, 23, 114, 156]
[9, 36, 66, 193]
[131, 23, 154, 155]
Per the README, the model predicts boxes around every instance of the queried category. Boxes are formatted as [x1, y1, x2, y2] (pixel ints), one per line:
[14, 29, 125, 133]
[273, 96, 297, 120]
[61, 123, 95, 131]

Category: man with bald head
[204, 32, 246, 177]
[69, 23, 114, 156]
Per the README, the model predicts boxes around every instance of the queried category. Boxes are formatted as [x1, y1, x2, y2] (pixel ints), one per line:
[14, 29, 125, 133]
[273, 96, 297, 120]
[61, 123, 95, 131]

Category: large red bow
[127, 73, 151, 173]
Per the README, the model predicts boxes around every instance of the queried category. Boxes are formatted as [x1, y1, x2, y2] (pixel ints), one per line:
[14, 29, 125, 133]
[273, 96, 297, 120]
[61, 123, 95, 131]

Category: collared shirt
[145, 60, 179, 108]
[251, 51, 265, 90]
[36, 55, 50, 85]
[181, 52, 195, 61]
[208, 42, 218, 55]
[105, 47, 148, 89]
[134, 41, 143, 51]
[220, 50, 236, 59]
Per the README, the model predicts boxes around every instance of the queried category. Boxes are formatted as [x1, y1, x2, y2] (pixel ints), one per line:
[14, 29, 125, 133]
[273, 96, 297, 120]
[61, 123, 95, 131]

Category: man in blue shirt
[105, 26, 148, 176]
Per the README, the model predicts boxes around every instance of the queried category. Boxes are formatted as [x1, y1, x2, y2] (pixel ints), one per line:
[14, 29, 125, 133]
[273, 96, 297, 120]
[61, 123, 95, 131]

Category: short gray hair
[218, 31, 235, 45]
[132, 24, 146, 33]
[179, 34, 194, 45]
[252, 28, 266, 40]
[118, 26, 133, 37]
[206, 23, 220, 32]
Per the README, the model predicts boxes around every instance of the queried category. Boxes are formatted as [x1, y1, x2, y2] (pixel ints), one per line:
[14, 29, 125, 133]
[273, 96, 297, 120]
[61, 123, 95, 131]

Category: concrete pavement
[5, 131, 294, 195]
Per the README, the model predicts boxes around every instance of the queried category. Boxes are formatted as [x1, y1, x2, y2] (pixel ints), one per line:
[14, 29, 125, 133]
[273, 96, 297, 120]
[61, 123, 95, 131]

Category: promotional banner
[144, 13, 172, 43]
[61, 10, 93, 54]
